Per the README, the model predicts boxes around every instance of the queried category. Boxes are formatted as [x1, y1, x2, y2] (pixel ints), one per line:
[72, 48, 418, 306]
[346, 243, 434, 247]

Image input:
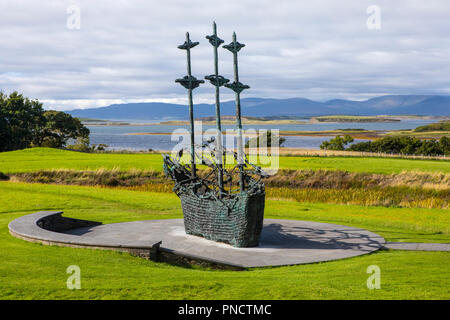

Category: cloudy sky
[0, 0, 449, 110]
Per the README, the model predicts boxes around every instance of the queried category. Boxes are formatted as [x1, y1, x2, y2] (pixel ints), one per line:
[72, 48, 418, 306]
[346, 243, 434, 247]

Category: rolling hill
[67, 95, 450, 120]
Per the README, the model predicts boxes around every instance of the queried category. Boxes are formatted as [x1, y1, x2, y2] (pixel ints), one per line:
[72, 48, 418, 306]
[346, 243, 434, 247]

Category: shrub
[245, 130, 286, 148]
[347, 136, 448, 156]
[0, 172, 9, 181]
[414, 121, 450, 132]
[320, 135, 354, 150]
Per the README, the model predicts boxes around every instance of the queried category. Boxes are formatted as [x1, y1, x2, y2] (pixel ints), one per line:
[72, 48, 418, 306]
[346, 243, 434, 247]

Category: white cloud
[0, 0, 448, 110]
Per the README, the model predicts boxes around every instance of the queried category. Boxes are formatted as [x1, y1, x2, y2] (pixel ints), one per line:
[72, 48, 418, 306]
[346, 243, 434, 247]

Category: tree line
[0, 92, 90, 152]
[320, 134, 450, 156]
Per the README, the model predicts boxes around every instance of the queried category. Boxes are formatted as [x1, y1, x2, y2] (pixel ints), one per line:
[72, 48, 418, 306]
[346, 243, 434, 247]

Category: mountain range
[67, 95, 450, 120]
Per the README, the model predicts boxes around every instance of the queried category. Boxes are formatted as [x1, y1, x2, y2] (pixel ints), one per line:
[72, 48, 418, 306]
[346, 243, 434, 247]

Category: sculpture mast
[223, 32, 249, 192]
[205, 22, 229, 194]
[175, 32, 204, 178]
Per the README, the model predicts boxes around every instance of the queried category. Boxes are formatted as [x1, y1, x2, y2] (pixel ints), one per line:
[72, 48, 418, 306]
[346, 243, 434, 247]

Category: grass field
[1, 147, 449, 174]
[1, 182, 449, 243]
[0, 147, 449, 300]
[386, 130, 450, 139]
[0, 182, 449, 299]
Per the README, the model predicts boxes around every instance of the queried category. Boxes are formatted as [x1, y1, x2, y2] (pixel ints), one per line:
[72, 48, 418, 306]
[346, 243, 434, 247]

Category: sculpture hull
[179, 190, 265, 247]
[163, 154, 266, 248]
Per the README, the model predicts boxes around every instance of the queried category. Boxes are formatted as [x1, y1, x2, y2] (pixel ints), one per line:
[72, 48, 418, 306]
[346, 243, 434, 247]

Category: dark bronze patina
[165, 24, 266, 247]
[205, 22, 229, 194]
[175, 32, 204, 177]
[223, 32, 250, 192]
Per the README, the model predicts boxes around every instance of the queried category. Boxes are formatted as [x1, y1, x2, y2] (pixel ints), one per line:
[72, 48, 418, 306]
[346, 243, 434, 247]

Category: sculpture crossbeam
[206, 34, 224, 48]
[205, 74, 229, 87]
[175, 75, 204, 90]
[224, 81, 250, 94]
[177, 39, 199, 50]
[223, 40, 245, 53]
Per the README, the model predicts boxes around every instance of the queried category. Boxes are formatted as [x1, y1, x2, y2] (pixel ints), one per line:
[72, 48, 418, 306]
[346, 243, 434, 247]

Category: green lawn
[1, 182, 448, 243]
[279, 156, 449, 174]
[0, 181, 449, 299]
[0, 148, 448, 299]
[1, 147, 448, 174]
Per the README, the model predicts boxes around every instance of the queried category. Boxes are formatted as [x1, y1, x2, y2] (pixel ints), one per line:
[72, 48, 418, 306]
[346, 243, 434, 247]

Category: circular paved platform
[9, 211, 385, 268]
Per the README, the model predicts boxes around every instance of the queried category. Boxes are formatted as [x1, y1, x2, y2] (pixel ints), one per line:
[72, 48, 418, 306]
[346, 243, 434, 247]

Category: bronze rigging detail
[165, 23, 266, 248]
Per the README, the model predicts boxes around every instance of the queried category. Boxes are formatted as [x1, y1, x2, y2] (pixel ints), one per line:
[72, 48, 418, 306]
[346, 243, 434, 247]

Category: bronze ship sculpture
[163, 23, 267, 247]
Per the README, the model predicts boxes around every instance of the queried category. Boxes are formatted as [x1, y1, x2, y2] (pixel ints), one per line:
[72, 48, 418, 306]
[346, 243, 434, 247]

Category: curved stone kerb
[9, 212, 386, 268]
[9, 211, 100, 245]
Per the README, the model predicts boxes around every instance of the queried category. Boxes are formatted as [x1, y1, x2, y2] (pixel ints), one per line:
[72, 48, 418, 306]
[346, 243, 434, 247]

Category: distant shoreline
[126, 130, 380, 140]
[126, 128, 449, 140]
[82, 115, 447, 126]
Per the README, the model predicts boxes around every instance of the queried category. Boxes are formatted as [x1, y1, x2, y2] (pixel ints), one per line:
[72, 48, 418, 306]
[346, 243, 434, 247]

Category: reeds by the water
[266, 186, 448, 209]
[10, 168, 449, 209]
[116, 183, 447, 209]
[11, 168, 166, 186]
[265, 169, 450, 190]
